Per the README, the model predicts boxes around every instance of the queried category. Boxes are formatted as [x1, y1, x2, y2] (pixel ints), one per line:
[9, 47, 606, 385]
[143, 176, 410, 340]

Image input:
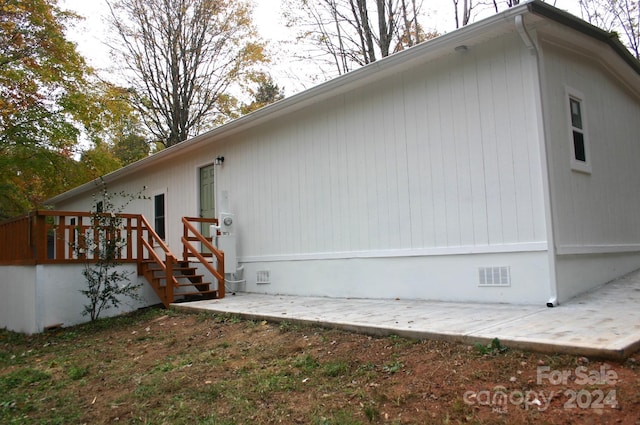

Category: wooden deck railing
[0, 210, 145, 265]
[0, 212, 37, 265]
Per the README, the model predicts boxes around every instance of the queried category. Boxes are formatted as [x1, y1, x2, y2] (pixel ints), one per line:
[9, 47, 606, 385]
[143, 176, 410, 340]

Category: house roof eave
[527, 1, 640, 76]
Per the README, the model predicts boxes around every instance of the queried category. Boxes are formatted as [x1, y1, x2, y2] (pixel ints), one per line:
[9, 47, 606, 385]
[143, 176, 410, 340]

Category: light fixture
[215, 156, 225, 165]
[455, 45, 468, 52]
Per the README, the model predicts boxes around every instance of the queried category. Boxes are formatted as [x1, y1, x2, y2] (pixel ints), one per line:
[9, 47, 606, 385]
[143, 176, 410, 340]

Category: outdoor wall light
[455, 45, 469, 52]
[215, 156, 225, 165]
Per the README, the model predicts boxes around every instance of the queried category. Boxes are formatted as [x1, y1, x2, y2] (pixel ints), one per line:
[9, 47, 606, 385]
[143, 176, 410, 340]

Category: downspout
[515, 15, 535, 52]
[515, 14, 559, 307]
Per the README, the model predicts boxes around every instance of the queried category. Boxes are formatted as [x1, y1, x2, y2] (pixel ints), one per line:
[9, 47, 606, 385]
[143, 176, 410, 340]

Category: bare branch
[106, 0, 266, 147]
[284, 0, 432, 78]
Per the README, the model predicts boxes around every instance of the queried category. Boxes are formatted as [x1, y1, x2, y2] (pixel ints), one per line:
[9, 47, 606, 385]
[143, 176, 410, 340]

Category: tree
[283, 0, 435, 77]
[112, 133, 151, 166]
[0, 0, 86, 137]
[453, 0, 520, 29]
[81, 143, 122, 176]
[452, 0, 473, 28]
[0, 0, 95, 218]
[578, 0, 639, 59]
[0, 147, 93, 219]
[240, 73, 285, 115]
[106, 0, 269, 148]
[81, 81, 151, 166]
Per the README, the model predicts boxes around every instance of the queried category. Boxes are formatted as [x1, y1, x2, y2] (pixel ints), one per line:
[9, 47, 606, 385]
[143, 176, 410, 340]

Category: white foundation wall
[35, 264, 161, 331]
[555, 253, 640, 303]
[0, 266, 38, 334]
[239, 250, 552, 305]
[0, 264, 161, 334]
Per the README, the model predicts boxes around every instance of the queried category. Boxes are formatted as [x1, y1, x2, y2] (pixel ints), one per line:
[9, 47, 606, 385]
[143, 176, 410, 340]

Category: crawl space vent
[478, 266, 511, 286]
[256, 270, 270, 284]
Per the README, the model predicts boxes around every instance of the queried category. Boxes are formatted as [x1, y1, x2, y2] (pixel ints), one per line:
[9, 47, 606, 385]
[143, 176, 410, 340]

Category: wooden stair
[140, 259, 219, 306]
[136, 216, 224, 308]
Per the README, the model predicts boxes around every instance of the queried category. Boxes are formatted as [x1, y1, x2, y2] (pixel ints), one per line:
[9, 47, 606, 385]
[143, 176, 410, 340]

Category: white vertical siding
[541, 42, 640, 252]
[55, 33, 548, 264]
[213, 33, 547, 260]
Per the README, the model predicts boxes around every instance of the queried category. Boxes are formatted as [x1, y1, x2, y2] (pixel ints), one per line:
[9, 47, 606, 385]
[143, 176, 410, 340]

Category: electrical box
[220, 212, 234, 235]
[218, 234, 237, 273]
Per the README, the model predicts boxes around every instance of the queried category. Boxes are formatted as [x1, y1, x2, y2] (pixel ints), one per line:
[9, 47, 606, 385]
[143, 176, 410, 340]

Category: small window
[154, 193, 166, 240]
[566, 89, 591, 173]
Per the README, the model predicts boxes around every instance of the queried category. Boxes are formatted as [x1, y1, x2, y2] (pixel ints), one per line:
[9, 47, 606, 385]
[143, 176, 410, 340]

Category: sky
[59, 0, 583, 95]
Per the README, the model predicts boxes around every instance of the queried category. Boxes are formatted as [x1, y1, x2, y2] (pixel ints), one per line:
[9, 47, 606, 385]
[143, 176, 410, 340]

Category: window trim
[565, 86, 591, 174]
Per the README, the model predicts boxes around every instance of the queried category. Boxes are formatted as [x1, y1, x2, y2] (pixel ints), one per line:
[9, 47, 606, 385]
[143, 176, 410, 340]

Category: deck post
[137, 218, 144, 275]
[32, 212, 47, 263]
[55, 215, 65, 261]
[166, 254, 175, 307]
[218, 253, 225, 299]
[182, 224, 189, 262]
[126, 217, 133, 260]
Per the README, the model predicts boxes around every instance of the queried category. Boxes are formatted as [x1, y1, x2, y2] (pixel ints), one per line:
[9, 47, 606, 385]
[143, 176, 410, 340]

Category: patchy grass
[0, 307, 638, 424]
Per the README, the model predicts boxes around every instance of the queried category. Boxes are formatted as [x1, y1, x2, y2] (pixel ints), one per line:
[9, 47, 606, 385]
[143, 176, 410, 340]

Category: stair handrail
[181, 217, 225, 298]
[138, 215, 179, 294]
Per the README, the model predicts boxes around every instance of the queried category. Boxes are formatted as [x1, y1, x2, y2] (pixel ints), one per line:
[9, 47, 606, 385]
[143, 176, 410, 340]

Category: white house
[3, 1, 640, 332]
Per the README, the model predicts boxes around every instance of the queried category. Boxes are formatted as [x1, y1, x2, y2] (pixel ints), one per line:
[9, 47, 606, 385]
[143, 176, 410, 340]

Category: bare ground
[1, 307, 639, 424]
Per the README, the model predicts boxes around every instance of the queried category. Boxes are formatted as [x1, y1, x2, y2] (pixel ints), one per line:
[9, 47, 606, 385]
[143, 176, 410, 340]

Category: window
[566, 88, 591, 173]
[570, 98, 585, 161]
[70, 217, 77, 244]
[154, 193, 166, 240]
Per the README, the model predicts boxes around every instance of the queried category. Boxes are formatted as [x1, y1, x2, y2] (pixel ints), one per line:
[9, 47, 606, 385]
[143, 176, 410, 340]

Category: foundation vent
[256, 270, 271, 284]
[478, 266, 511, 287]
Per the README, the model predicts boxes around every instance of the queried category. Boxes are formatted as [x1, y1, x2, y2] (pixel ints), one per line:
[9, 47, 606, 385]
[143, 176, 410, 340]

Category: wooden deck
[0, 210, 225, 306]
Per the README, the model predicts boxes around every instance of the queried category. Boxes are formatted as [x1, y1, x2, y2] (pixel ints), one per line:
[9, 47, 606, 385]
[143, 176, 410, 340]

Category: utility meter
[220, 212, 234, 235]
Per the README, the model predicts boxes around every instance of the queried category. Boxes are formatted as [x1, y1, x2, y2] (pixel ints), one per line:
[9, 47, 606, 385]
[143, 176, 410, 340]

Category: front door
[199, 164, 216, 241]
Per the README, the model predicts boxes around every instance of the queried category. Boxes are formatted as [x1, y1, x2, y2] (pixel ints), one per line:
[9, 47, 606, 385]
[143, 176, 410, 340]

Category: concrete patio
[172, 270, 640, 361]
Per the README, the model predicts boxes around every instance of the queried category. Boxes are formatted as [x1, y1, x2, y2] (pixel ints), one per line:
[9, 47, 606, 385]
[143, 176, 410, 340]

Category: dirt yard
[1, 307, 639, 424]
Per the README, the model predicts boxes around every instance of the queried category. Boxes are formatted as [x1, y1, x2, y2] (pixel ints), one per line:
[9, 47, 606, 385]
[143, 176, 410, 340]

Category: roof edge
[527, 0, 640, 75]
